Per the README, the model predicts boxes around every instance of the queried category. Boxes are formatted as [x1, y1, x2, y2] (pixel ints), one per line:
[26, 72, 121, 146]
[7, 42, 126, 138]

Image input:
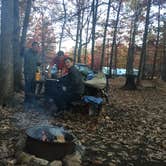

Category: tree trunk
[91, 0, 98, 69]
[100, 0, 111, 70]
[13, 0, 22, 91]
[78, 7, 85, 63]
[151, 2, 160, 79]
[0, 0, 14, 105]
[41, 12, 46, 64]
[124, 2, 142, 90]
[84, 10, 92, 64]
[161, 52, 166, 81]
[20, 0, 32, 57]
[137, 0, 152, 83]
[73, 9, 81, 63]
[59, 0, 67, 51]
[109, 0, 122, 77]
[161, 21, 166, 81]
[123, 75, 137, 90]
[84, 16, 91, 64]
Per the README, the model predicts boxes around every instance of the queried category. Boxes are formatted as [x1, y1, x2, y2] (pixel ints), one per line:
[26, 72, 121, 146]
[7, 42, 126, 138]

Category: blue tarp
[82, 96, 103, 105]
[86, 73, 95, 80]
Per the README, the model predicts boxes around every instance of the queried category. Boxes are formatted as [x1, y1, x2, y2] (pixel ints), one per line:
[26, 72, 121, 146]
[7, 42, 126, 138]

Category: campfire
[40, 129, 65, 143]
[25, 126, 76, 161]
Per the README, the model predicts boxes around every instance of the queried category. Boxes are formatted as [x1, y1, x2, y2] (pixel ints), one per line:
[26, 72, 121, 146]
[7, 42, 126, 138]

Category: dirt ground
[0, 78, 166, 166]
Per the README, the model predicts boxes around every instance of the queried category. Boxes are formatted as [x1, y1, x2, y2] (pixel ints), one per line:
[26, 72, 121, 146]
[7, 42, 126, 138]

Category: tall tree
[59, 0, 67, 51]
[13, 0, 21, 91]
[84, 10, 92, 64]
[0, 0, 14, 104]
[20, 0, 32, 57]
[77, 3, 85, 63]
[124, 1, 142, 89]
[137, 0, 152, 82]
[100, 0, 111, 70]
[151, 0, 161, 79]
[161, 20, 166, 81]
[91, 0, 98, 69]
[109, 0, 122, 77]
[73, 2, 81, 63]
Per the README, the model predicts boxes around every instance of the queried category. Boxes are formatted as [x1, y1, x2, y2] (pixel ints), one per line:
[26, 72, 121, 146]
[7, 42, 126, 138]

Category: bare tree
[91, 0, 98, 69]
[151, 1, 161, 79]
[59, 0, 67, 51]
[137, 0, 152, 83]
[161, 20, 166, 81]
[100, 0, 111, 70]
[77, 4, 85, 63]
[13, 0, 22, 91]
[124, 1, 142, 90]
[73, 2, 81, 63]
[20, 0, 33, 57]
[0, 0, 14, 104]
[109, 0, 122, 77]
[84, 11, 92, 64]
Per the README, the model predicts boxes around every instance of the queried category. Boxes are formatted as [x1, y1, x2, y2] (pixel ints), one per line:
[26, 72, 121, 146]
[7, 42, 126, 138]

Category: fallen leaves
[0, 78, 166, 165]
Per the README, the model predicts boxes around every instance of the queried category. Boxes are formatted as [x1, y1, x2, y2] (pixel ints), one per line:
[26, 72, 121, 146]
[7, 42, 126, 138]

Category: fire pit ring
[25, 125, 76, 161]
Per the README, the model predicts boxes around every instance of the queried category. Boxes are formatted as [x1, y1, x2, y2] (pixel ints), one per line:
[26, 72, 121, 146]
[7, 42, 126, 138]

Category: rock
[0, 158, 17, 166]
[75, 144, 85, 156]
[6, 158, 17, 166]
[17, 152, 49, 166]
[30, 156, 49, 166]
[15, 137, 26, 151]
[49, 160, 62, 166]
[107, 152, 113, 157]
[17, 151, 33, 164]
[92, 159, 103, 165]
[108, 163, 116, 166]
[162, 140, 166, 149]
[0, 142, 13, 159]
[63, 152, 81, 166]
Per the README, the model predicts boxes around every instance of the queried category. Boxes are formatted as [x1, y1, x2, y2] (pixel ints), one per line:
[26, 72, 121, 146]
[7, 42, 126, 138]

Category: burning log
[41, 130, 66, 143]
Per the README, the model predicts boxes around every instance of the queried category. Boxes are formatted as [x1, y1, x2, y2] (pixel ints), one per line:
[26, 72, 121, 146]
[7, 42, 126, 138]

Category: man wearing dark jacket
[64, 57, 84, 96]
[53, 57, 84, 111]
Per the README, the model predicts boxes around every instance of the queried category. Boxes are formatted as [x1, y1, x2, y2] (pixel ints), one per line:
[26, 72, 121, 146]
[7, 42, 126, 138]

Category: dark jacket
[65, 66, 84, 95]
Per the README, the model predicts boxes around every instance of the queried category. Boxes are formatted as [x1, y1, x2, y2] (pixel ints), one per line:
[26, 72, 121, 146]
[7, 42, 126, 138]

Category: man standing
[24, 42, 41, 105]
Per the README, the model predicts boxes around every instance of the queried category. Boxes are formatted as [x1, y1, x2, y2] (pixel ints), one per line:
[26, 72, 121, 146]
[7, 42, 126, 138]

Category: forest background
[0, 0, 166, 104]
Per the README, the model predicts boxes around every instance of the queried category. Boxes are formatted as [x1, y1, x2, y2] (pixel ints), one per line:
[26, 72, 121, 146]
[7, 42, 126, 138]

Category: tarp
[83, 96, 103, 104]
[84, 72, 106, 89]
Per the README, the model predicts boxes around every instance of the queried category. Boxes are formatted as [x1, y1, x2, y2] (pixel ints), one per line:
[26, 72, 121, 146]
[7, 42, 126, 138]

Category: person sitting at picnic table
[53, 57, 84, 113]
